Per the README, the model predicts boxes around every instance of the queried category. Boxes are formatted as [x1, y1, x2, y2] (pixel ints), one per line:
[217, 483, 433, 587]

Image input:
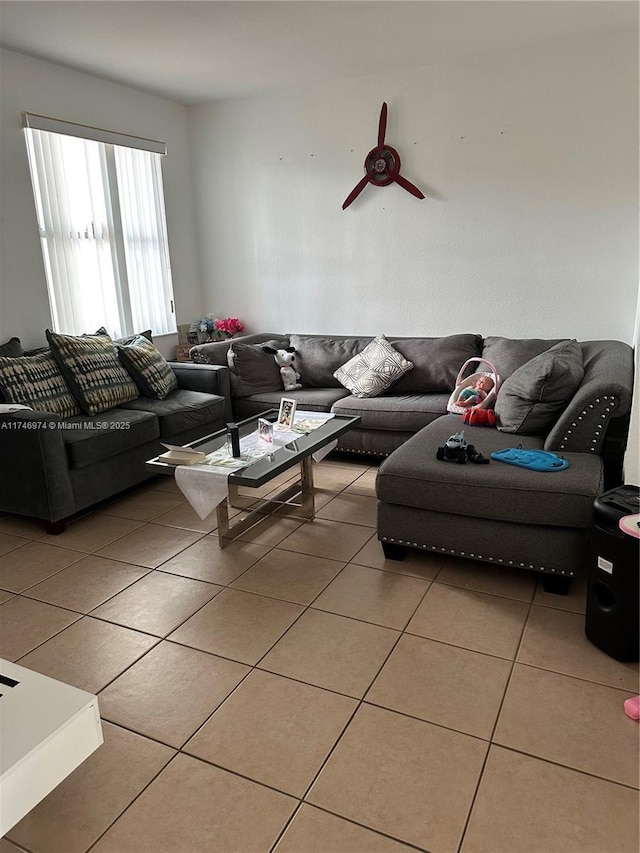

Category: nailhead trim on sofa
[380, 535, 574, 576]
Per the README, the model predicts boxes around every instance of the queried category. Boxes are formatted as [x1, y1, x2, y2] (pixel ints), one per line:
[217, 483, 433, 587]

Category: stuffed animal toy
[262, 345, 302, 391]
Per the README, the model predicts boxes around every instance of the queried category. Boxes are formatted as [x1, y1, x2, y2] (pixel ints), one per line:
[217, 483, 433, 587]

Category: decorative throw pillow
[333, 335, 414, 398]
[227, 341, 288, 397]
[495, 340, 584, 435]
[0, 336, 22, 358]
[0, 351, 81, 417]
[46, 329, 139, 415]
[117, 335, 178, 399]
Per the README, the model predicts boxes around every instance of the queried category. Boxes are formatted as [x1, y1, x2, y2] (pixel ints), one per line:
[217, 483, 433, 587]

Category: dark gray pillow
[389, 334, 482, 393]
[227, 342, 287, 397]
[482, 336, 566, 381]
[495, 340, 584, 435]
[288, 335, 373, 387]
[0, 337, 22, 358]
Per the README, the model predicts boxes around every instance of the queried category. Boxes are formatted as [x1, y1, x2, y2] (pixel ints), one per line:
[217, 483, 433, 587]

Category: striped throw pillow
[47, 329, 138, 415]
[117, 335, 177, 399]
[0, 351, 81, 418]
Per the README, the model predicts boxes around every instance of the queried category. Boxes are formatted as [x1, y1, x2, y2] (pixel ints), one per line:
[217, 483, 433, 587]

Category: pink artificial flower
[215, 317, 245, 336]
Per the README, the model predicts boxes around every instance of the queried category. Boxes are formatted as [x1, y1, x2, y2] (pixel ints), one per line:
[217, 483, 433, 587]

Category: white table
[0, 659, 103, 835]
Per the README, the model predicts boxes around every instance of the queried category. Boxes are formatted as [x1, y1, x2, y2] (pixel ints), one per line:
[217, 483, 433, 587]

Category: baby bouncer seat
[447, 358, 500, 415]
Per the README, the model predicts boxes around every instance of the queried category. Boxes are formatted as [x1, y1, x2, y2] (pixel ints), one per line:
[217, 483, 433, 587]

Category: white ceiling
[0, 1, 636, 105]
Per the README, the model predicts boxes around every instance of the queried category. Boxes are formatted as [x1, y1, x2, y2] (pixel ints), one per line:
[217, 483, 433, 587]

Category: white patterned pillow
[333, 335, 413, 398]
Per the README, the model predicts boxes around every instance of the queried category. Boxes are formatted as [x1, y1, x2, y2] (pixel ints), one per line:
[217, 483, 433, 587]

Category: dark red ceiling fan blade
[342, 175, 370, 209]
[377, 102, 388, 151]
[394, 172, 425, 200]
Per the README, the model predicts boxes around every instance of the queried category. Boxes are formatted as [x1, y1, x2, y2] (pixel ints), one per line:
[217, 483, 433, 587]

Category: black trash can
[585, 485, 640, 662]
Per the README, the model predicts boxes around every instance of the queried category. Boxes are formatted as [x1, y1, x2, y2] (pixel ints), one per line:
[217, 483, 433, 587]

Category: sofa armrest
[168, 362, 232, 421]
[0, 410, 75, 522]
[189, 333, 285, 366]
[545, 341, 634, 455]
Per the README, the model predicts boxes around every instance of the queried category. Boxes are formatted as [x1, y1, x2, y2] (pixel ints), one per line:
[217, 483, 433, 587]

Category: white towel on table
[174, 464, 229, 520]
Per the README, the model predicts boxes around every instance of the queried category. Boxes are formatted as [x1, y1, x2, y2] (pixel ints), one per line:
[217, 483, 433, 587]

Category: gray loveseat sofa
[0, 360, 230, 532]
[191, 331, 634, 588]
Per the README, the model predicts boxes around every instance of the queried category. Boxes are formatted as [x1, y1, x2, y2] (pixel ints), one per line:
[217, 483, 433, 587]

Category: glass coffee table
[147, 410, 360, 547]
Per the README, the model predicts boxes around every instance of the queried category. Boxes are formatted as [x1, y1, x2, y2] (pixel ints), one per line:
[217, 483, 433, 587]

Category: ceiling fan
[342, 102, 425, 210]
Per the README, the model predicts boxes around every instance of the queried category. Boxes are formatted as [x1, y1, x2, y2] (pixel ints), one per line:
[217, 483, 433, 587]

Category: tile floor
[0, 456, 638, 853]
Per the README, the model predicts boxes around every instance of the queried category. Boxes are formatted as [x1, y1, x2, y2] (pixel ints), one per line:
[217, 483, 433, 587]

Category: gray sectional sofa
[0, 361, 229, 532]
[191, 331, 634, 588]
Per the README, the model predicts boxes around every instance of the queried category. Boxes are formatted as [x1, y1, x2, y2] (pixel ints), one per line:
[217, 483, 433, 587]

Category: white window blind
[23, 113, 176, 339]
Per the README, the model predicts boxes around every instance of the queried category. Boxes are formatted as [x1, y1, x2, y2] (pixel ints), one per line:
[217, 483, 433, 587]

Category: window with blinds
[23, 113, 176, 339]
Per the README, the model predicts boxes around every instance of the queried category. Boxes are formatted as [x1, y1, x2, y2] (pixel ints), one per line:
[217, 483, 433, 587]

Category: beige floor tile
[407, 583, 529, 659]
[91, 753, 297, 853]
[461, 746, 639, 853]
[160, 535, 270, 584]
[274, 804, 416, 853]
[169, 587, 304, 664]
[316, 457, 370, 473]
[436, 557, 537, 602]
[96, 523, 203, 568]
[533, 569, 588, 613]
[236, 513, 306, 547]
[101, 488, 185, 521]
[18, 616, 158, 693]
[99, 641, 249, 747]
[26, 555, 150, 612]
[147, 475, 183, 494]
[310, 486, 345, 510]
[518, 605, 639, 691]
[367, 634, 511, 739]
[494, 664, 639, 787]
[344, 467, 379, 497]
[260, 609, 399, 698]
[151, 500, 219, 533]
[351, 535, 444, 580]
[231, 549, 344, 605]
[0, 839, 26, 852]
[278, 518, 373, 562]
[312, 465, 368, 492]
[0, 589, 14, 605]
[7, 722, 174, 853]
[39, 513, 144, 553]
[186, 669, 357, 796]
[317, 493, 378, 527]
[308, 703, 487, 853]
[312, 563, 430, 629]
[0, 541, 85, 592]
[91, 571, 221, 636]
[0, 596, 80, 661]
[0, 515, 46, 539]
[0, 532, 30, 557]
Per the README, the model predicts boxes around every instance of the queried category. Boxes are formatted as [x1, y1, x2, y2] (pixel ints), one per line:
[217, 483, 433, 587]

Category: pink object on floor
[623, 696, 640, 720]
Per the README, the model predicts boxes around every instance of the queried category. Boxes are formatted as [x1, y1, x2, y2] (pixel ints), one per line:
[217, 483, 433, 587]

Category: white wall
[189, 31, 638, 343]
[0, 48, 202, 356]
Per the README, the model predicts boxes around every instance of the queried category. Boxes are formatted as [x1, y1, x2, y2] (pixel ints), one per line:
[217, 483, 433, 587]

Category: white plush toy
[262, 344, 302, 391]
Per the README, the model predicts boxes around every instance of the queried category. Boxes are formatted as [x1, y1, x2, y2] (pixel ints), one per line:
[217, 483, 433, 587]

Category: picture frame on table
[258, 417, 274, 444]
[277, 398, 297, 428]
